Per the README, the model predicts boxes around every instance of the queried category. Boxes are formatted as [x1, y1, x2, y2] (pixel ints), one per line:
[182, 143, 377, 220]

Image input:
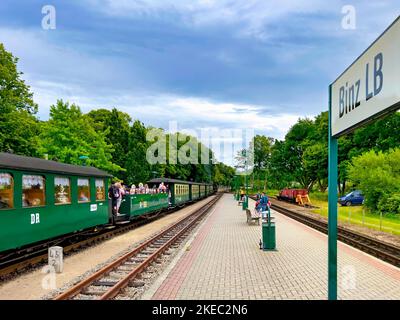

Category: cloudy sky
[0, 1, 399, 150]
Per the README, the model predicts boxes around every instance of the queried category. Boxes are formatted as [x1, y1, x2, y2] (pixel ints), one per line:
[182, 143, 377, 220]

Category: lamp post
[243, 171, 248, 210]
[241, 150, 249, 210]
[235, 175, 240, 201]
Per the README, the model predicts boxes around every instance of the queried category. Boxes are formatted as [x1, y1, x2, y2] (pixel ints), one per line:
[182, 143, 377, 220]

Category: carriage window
[0, 173, 13, 209]
[78, 178, 90, 203]
[55, 177, 71, 205]
[95, 179, 105, 201]
[22, 175, 45, 207]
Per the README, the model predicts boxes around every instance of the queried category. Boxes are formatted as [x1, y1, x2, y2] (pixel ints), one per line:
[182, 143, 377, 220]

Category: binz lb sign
[331, 16, 400, 137]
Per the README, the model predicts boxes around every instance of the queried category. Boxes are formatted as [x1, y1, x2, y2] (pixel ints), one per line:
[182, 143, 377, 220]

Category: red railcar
[277, 188, 308, 202]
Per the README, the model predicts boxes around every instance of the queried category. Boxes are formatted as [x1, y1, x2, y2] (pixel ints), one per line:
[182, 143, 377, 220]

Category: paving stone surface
[152, 194, 400, 300]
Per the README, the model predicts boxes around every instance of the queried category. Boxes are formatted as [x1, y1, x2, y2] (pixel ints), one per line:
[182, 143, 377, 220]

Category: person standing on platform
[240, 188, 245, 201]
[258, 192, 269, 219]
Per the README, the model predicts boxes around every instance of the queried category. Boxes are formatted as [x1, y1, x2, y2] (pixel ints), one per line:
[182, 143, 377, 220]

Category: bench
[246, 209, 260, 225]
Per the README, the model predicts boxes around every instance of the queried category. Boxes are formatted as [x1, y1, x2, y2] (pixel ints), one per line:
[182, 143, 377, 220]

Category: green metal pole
[328, 84, 338, 300]
[244, 156, 248, 210]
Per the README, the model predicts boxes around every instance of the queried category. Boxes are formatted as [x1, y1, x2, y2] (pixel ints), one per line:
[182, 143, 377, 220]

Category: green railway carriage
[191, 184, 200, 201]
[174, 184, 190, 205]
[148, 178, 197, 206]
[208, 184, 215, 195]
[0, 153, 112, 253]
[119, 193, 169, 219]
[200, 185, 206, 198]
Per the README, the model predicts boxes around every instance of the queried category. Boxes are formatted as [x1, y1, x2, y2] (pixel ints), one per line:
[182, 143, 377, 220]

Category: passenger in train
[22, 193, 31, 207]
[116, 182, 125, 214]
[138, 183, 145, 194]
[108, 182, 120, 216]
[158, 182, 167, 193]
[78, 191, 89, 202]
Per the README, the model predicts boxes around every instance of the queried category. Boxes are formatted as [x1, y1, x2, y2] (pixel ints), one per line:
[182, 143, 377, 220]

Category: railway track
[249, 195, 400, 268]
[0, 212, 169, 280]
[54, 193, 222, 300]
[0, 198, 211, 279]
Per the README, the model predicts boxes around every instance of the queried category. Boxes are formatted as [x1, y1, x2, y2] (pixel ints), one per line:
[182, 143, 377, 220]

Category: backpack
[108, 185, 120, 199]
[113, 186, 121, 198]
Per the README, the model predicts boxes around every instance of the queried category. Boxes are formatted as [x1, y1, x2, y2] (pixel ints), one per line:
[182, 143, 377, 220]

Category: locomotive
[277, 188, 312, 206]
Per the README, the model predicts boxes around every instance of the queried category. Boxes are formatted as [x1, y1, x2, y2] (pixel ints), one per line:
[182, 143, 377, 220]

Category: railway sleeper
[92, 280, 119, 287]
[73, 293, 97, 300]
[129, 280, 145, 287]
[140, 250, 156, 255]
[82, 287, 108, 296]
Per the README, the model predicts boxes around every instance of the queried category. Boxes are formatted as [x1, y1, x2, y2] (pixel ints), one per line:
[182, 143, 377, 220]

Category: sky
[0, 1, 399, 164]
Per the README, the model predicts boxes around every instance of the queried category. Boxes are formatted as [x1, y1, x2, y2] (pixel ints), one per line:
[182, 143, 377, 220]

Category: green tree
[125, 120, 150, 185]
[87, 108, 131, 180]
[0, 43, 37, 114]
[347, 148, 400, 213]
[252, 135, 274, 190]
[0, 110, 41, 156]
[0, 43, 40, 156]
[39, 100, 122, 173]
[270, 118, 317, 190]
[303, 142, 328, 191]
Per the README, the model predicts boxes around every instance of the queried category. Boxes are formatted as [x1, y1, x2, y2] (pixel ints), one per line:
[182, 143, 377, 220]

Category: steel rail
[54, 193, 221, 300]
[0, 197, 213, 279]
[249, 195, 400, 267]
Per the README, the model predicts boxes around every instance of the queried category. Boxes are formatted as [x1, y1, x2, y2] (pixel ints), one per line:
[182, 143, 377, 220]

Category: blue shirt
[260, 195, 268, 205]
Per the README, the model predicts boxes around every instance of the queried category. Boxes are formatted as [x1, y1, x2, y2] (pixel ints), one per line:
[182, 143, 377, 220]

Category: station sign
[331, 16, 400, 137]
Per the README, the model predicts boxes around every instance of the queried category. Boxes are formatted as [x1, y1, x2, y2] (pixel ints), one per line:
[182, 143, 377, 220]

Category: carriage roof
[0, 152, 112, 177]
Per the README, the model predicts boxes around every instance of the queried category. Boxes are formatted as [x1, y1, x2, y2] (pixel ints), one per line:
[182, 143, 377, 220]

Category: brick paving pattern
[153, 194, 400, 300]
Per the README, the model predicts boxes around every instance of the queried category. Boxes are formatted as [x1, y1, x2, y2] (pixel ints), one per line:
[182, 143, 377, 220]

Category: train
[277, 188, 312, 206]
[0, 152, 215, 255]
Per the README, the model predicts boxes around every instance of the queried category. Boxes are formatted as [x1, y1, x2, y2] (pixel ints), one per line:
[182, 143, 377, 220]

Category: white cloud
[84, 0, 332, 40]
[0, 26, 309, 144]
[36, 88, 303, 166]
[31, 82, 304, 142]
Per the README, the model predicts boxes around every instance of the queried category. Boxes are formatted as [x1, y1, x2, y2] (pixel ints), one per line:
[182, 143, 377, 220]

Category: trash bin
[261, 207, 276, 251]
[262, 222, 276, 250]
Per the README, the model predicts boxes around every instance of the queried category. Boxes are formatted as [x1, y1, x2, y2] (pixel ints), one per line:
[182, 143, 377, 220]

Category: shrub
[377, 193, 400, 215]
[347, 148, 400, 213]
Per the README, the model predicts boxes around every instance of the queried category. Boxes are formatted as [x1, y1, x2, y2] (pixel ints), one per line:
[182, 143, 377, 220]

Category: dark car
[339, 190, 364, 206]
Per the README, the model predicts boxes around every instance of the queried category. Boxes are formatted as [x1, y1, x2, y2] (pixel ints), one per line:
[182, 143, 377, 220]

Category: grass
[238, 188, 400, 236]
[309, 194, 400, 236]
[246, 188, 280, 197]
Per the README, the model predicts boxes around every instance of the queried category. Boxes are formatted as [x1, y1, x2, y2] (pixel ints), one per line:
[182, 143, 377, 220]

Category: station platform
[150, 194, 400, 300]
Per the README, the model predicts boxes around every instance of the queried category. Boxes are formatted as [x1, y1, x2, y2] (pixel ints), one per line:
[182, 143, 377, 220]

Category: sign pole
[328, 84, 338, 300]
